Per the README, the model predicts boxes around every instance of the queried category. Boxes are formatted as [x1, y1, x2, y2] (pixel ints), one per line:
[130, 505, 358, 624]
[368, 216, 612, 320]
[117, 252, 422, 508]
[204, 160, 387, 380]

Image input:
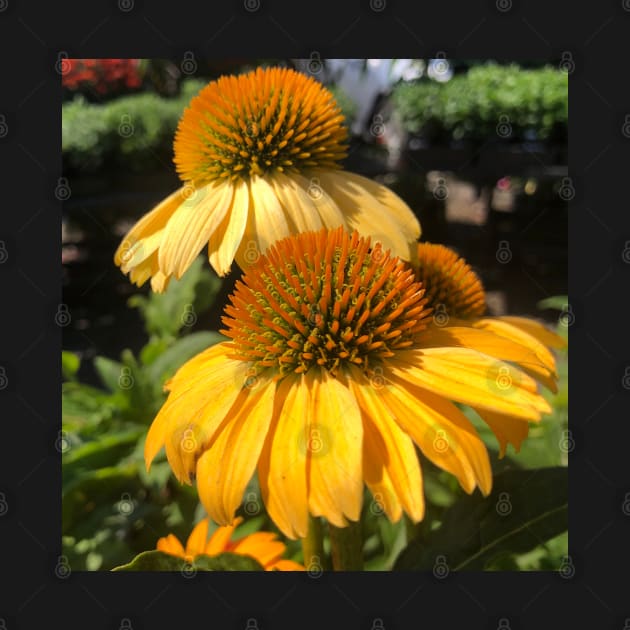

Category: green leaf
[112, 550, 264, 571]
[93, 356, 125, 393]
[394, 467, 567, 571]
[62, 351, 80, 381]
[63, 428, 144, 478]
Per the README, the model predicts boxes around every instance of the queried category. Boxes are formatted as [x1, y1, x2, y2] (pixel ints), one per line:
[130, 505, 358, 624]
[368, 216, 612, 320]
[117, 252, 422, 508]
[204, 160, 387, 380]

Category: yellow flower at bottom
[145, 227, 552, 539]
[413, 242, 567, 456]
[114, 66, 420, 292]
[156, 517, 305, 571]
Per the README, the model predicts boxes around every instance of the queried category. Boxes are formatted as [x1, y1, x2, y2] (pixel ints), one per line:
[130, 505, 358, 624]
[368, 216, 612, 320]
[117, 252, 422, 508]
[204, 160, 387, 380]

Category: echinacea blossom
[412, 242, 566, 455]
[115, 66, 420, 291]
[156, 516, 304, 571]
[145, 227, 552, 539]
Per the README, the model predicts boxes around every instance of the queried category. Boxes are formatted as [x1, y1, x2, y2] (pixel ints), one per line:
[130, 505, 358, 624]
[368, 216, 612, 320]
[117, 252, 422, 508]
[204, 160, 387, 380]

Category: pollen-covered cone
[156, 517, 305, 571]
[115, 66, 420, 292]
[412, 242, 567, 456]
[145, 227, 552, 540]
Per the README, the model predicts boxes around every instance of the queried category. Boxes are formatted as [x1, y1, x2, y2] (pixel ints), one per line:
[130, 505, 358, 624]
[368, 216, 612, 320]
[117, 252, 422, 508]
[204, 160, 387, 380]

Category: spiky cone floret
[145, 227, 552, 539]
[115, 66, 420, 292]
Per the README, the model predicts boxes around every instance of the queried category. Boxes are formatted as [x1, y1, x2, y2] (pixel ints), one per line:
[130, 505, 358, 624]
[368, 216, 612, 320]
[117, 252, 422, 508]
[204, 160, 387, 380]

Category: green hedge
[63, 78, 357, 175]
[391, 63, 568, 143]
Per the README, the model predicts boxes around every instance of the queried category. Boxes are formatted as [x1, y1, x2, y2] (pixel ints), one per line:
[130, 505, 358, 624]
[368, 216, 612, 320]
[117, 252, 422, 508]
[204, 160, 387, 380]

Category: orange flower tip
[174, 66, 348, 185]
[414, 242, 486, 319]
[221, 226, 432, 379]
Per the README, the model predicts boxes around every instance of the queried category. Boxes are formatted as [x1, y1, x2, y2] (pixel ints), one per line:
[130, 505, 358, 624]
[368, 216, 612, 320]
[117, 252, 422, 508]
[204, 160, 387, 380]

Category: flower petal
[205, 517, 243, 556]
[307, 369, 363, 526]
[258, 374, 309, 539]
[156, 533, 185, 557]
[114, 187, 186, 267]
[208, 178, 249, 275]
[349, 366, 424, 521]
[268, 171, 324, 233]
[496, 316, 567, 349]
[317, 170, 420, 261]
[420, 325, 557, 392]
[196, 379, 276, 525]
[158, 181, 234, 279]
[390, 348, 551, 421]
[380, 376, 492, 495]
[231, 532, 286, 567]
[185, 518, 209, 557]
[473, 407, 530, 458]
[235, 175, 290, 270]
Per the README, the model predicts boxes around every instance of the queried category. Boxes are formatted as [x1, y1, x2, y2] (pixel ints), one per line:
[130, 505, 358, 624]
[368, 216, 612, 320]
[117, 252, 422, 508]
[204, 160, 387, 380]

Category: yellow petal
[473, 407, 530, 458]
[156, 533, 185, 557]
[120, 229, 164, 273]
[349, 366, 424, 521]
[185, 518, 209, 557]
[231, 532, 286, 567]
[114, 187, 185, 267]
[235, 175, 290, 270]
[289, 172, 346, 229]
[380, 376, 492, 495]
[205, 517, 243, 556]
[307, 369, 363, 526]
[150, 269, 171, 293]
[342, 170, 421, 241]
[317, 170, 418, 261]
[258, 375, 309, 539]
[420, 325, 558, 393]
[196, 380, 276, 525]
[158, 181, 234, 279]
[268, 171, 324, 233]
[145, 343, 249, 481]
[495, 316, 567, 349]
[390, 348, 551, 421]
[208, 178, 249, 275]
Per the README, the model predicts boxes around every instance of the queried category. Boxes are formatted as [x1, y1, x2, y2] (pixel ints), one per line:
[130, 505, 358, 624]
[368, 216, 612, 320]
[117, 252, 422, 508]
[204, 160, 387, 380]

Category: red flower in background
[62, 59, 142, 97]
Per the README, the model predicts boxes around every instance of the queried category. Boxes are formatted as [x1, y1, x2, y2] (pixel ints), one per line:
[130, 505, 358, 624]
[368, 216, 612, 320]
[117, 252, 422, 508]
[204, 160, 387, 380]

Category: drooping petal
[208, 178, 249, 275]
[114, 187, 186, 267]
[307, 369, 363, 526]
[258, 374, 309, 539]
[317, 170, 420, 261]
[380, 375, 492, 495]
[349, 366, 424, 521]
[196, 379, 276, 525]
[230, 532, 286, 567]
[268, 171, 324, 233]
[290, 172, 346, 229]
[235, 175, 290, 270]
[473, 407, 531, 458]
[496, 316, 567, 350]
[390, 348, 551, 421]
[158, 181, 234, 279]
[144, 343, 249, 481]
[419, 325, 558, 392]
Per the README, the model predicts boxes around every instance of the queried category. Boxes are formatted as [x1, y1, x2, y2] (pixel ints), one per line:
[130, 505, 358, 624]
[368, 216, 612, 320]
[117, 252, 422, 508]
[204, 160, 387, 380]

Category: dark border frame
[1, 1, 628, 628]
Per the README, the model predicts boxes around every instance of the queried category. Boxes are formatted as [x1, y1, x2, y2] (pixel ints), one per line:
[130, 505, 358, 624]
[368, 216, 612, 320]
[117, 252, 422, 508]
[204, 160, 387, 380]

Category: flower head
[145, 227, 552, 538]
[156, 516, 305, 571]
[115, 66, 420, 291]
[413, 241, 567, 456]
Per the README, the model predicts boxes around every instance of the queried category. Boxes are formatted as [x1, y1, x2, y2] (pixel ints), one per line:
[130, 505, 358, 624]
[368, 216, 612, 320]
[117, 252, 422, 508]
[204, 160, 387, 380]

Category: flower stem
[301, 515, 325, 571]
[329, 520, 363, 571]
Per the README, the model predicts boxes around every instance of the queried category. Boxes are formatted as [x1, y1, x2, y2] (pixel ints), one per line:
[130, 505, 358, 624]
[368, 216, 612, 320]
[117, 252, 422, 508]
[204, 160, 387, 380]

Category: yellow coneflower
[156, 516, 305, 571]
[413, 242, 567, 456]
[115, 66, 420, 292]
[144, 227, 552, 538]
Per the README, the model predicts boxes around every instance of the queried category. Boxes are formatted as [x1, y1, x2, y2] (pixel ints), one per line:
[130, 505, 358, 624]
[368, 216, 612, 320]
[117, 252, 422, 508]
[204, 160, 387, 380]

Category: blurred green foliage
[62, 257, 224, 570]
[62, 79, 206, 174]
[392, 63, 568, 143]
